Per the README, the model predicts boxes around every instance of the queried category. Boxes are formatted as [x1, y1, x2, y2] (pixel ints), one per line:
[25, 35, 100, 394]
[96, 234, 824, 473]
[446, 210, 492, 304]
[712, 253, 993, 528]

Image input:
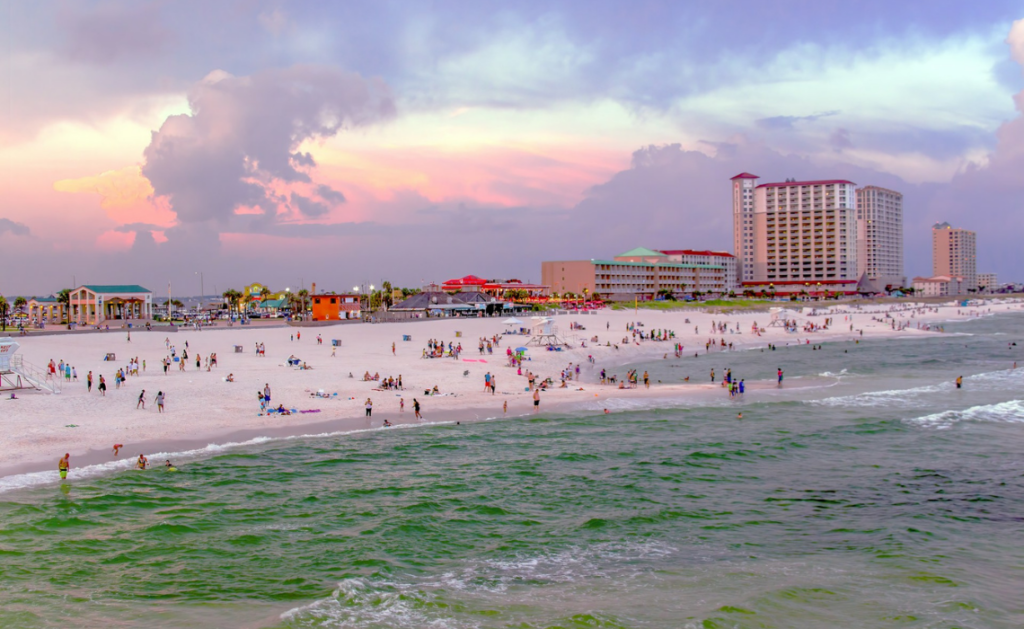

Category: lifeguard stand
[0, 338, 59, 394]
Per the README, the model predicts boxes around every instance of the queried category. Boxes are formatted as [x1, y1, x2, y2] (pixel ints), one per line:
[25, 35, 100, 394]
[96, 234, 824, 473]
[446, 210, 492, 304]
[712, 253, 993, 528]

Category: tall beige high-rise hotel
[731, 174, 905, 293]
[931, 222, 976, 290]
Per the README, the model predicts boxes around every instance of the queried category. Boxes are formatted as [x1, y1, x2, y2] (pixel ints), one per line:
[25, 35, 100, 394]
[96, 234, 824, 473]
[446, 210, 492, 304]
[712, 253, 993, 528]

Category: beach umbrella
[502, 317, 524, 325]
[515, 347, 528, 353]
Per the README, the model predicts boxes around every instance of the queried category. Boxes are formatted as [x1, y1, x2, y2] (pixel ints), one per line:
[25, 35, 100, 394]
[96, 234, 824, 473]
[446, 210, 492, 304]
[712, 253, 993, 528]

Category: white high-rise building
[730, 173, 759, 284]
[856, 186, 905, 291]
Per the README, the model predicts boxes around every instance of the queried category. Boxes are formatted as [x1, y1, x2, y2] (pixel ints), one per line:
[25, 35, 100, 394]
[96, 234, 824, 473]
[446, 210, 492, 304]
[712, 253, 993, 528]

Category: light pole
[195, 271, 204, 312]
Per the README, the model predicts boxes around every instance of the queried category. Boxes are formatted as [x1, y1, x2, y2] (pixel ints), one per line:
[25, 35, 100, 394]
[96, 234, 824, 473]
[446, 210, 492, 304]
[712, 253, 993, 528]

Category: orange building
[311, 294, 361, 321]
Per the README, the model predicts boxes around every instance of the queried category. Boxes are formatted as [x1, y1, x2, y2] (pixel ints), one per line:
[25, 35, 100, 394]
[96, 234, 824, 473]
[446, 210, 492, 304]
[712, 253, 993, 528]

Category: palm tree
[57, 288, 71, 322]
[297, 289, 309, 314]
[13, 296, 27, 313]
[381, 281, 393, 308]
[0, 295, 9, 331]
[222, 289, 241, 315]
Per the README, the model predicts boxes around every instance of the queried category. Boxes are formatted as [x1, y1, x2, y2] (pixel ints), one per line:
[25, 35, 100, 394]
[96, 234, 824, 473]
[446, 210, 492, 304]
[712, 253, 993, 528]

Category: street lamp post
[195, 271, 204, 313]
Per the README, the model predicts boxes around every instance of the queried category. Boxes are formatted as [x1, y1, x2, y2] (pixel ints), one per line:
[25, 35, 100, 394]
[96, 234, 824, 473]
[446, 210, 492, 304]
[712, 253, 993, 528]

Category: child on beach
[155, 391, 165, 413]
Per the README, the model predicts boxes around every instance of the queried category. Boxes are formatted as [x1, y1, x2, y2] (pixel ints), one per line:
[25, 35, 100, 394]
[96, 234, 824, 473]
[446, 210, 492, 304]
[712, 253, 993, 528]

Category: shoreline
[2, 298, 1020, 491]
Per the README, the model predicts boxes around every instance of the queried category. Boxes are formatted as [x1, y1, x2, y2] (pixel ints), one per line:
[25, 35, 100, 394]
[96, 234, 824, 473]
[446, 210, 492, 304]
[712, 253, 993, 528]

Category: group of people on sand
[423, 339, 462, 359]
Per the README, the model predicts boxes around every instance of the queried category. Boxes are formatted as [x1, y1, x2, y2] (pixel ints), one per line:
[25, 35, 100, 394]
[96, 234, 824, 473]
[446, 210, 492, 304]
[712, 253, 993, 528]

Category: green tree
[13, 296, 27, 312]
[0, 295, 9, 331]
[57, 288, 71, 322]
[381, 281, 393, 308]
[297, 289, 310, 314]
[222, 289, 242, 315]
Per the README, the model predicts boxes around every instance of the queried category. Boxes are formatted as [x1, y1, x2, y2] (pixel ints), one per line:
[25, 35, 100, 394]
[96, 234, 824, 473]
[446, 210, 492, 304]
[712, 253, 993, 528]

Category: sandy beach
[2, 299, 1020, 485]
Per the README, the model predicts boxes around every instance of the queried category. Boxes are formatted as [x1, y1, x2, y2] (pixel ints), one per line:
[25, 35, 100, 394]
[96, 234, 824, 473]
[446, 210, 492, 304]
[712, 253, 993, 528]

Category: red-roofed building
[730, 172, 759, 180]
[440, 276, 549, 298]
[755, 179, 855, 189]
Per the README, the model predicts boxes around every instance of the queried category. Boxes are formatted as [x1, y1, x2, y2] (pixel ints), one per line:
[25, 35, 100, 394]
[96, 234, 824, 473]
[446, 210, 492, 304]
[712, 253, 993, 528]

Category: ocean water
[1, 314, 1023, 628]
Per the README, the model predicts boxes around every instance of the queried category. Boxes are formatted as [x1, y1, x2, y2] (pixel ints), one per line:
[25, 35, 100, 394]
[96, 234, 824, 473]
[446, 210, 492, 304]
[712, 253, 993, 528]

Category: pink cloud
[95, 229, 135, 251]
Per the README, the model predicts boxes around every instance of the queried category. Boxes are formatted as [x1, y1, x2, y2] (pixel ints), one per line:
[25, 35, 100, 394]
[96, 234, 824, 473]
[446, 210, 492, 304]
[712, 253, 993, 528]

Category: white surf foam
[905, 399, 1024, 430]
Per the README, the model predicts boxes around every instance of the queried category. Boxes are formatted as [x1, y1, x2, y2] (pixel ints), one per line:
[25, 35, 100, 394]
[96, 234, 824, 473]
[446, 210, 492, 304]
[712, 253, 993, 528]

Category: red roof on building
[443, 275, 488, 286]
[741, 280, 857, 286]
[660, 249, 735, 258]
[756, 179, 855, 189]
[730, 172, 759, 179]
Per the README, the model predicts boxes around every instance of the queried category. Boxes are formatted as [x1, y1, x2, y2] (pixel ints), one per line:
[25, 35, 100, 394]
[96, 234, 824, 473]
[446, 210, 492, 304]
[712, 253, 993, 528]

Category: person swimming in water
[164, 460, 177, 471]
[136, 454, 148, 470]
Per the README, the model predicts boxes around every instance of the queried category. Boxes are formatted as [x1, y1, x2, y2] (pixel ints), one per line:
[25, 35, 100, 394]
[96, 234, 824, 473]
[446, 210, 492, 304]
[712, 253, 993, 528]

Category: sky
[2, 0, 1024, 296]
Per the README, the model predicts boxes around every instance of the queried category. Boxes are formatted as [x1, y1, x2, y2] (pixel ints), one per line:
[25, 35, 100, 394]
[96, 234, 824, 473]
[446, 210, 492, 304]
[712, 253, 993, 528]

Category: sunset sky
[2, 1, 1024, 296]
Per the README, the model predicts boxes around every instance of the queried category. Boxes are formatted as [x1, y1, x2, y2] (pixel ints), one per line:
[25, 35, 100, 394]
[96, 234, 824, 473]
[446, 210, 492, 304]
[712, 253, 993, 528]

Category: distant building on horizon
[912, 275, 964, 297]
[932, 222, 977, 291]
[856, 185, 905, 291]
[977, 272, 998, 292]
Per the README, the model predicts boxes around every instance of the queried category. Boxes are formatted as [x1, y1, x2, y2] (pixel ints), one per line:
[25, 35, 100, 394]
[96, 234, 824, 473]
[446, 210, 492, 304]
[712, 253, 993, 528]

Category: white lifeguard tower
[0, 338, 59, 394]
[526, 317, 569, 347]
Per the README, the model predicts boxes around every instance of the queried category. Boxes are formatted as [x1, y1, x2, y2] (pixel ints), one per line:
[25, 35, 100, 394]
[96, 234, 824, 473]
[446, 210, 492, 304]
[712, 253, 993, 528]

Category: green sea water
[1, 313, 1023, 628]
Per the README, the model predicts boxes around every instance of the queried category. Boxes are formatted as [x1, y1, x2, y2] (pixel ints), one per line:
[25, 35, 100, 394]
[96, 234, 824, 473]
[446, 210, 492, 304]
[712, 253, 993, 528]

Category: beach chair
[104, 353, 116, 361]
[332, 339, 342, 347]
[234, 345, 243, 353]
[402, 335, 412, 341]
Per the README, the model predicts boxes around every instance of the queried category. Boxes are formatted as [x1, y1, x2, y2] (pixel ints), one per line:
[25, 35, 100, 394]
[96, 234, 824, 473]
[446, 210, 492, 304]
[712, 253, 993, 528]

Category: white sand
[2, 299, 1019, 479]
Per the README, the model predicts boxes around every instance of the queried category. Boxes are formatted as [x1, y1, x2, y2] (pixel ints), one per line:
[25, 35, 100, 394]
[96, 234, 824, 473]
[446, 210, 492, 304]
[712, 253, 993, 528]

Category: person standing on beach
[643, 371, 649, 389]
[98, 375, 107, 396]
[365, 398, 373, 417]
[777, 368, 784, 388]
[137, 390, 146, 409]
[87, 371, 93, 393]
[491, 374, 496, 395]
[58, 453, 70, 480]
[503, 400, 508, 415]
[400, 398, 405, 413]
[155, 391, 165, 413]
[533, 388, 540, 413]
[264, 384, 271, 406]
[392, 342, 396, 356]
[413, 398, 422, 419]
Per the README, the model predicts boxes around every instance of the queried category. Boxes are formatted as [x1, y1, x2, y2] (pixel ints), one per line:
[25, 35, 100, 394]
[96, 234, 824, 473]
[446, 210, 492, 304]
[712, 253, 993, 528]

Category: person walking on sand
[87, 371, 93, 393]
[365, 398, 373, 417]
[136, 390, 146, 409]
[58, 453, 70, 480]
[155, 391, 165, 413]
[392, 342, 396, 356]
[413, 398, 422, 420]
[400, 398, 405, 413]
[98, 375, 107, 396]
[264, 384, 271, 406]
[533, 388, 540, 413]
